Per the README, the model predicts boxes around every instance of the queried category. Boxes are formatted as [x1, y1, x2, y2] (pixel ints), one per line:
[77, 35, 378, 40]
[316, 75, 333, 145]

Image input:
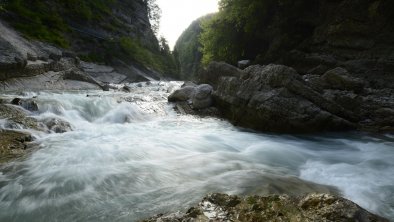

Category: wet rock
[0, 130, 33, 163]
[168, 86, 196, 102]
[121, 85, 131, 92]
[102, 84, 110, 91]
[11, 98, 39, 112]
[0, 104, 40, 129]
[168, 83, 215, 114]
[174, 101, 221, 117]
[143, 193, 388, 222]
[42, 118, 72, 133]
[192, 84, 213, 109]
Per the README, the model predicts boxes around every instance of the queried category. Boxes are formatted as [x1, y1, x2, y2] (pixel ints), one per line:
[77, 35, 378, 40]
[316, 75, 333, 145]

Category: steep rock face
[200, 62, 394, 133]
[264, 0, 394, 88]
[0, 0, 173, 85]
[143, 193, 388, 222]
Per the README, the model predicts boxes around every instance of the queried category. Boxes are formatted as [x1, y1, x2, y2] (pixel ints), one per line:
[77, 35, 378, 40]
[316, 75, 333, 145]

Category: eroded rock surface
[198, 62, 394, 133]
[143, 193, 388, 222]
[0, 130, 33, 163]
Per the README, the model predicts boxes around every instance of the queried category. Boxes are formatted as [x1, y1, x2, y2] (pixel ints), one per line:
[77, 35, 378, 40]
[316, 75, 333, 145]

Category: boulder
[143, 193, 388, 222]
[168, 86, 196, 102]
[0, 104, 40, 129]
[192, 84, 213, 109]
[42, 118, 72, 133]
[0, 130, 33, 163]
[212, 63, 355, 133]
[121, 85, 131, 92]
[11, 98, 39, 112]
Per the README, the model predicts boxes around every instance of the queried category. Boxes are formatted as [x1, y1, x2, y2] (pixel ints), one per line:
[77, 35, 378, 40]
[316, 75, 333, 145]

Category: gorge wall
[178, 0, 394, 89]
[0, 0, 176, 87]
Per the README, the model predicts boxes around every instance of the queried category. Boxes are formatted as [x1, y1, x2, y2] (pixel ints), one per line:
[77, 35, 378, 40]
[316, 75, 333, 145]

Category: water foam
[0, 82, 393, 221]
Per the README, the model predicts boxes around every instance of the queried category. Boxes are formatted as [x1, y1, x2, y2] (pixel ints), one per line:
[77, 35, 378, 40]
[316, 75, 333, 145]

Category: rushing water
[0, 82, 393, 221]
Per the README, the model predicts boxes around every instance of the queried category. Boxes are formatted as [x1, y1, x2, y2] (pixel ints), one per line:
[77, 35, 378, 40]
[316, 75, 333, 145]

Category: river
[0, 82, 393, 221]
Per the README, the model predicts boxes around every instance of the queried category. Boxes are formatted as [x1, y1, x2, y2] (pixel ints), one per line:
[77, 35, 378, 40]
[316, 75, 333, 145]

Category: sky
[156, 0, 219, 50]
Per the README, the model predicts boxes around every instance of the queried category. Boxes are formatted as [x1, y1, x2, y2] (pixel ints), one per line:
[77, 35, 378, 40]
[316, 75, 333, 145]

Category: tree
[146, 0, 161, 35]
[159, 36, 170, 54]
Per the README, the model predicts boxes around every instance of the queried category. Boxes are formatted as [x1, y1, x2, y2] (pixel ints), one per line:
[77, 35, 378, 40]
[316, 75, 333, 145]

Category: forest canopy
[199, 0, 319, 66]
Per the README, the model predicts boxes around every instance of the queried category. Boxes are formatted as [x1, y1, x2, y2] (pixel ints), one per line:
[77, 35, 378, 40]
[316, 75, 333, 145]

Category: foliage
[146, 0, 161, 36]
[2, 0, 177, 76]
[2, 0, 116, 48]
[119, 36, 176, 75]
[174, 15, 213, 80]
[199, 0, 319, 66]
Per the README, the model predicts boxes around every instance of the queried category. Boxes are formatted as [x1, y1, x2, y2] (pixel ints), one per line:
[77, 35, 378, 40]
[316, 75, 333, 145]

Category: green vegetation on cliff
[173, 15, 213, 80]
[198, 0, 394, 74]
[2, 0, 116, 48]
[0, 0, 177, 76]
[199, 0, 320, 66]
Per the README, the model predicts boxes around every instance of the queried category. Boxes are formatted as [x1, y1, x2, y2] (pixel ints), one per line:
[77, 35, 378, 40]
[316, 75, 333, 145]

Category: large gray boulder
[199, 62, 394, 133]
[168, 83, 215, 113]
[212, 63, 356, 133]
[168, 86, 196, 102]
[192, 84, 213, 109]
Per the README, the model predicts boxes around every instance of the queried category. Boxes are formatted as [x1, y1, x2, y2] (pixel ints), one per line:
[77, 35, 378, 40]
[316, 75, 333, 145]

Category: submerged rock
[42, 118, 72, 133]
[11, 98, 39, 112]
[0, 130, 33, 163]
[143, 193, 388, 222]
[121, 85, 132, 92]
[0, 104, 40, 129]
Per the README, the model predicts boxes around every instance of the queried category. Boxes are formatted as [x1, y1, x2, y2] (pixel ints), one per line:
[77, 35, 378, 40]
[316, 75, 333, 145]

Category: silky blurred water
[0, 82, 393, 221]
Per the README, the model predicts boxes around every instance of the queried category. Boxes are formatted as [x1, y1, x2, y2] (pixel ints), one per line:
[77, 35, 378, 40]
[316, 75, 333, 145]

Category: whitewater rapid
[0, 82, 393, 221]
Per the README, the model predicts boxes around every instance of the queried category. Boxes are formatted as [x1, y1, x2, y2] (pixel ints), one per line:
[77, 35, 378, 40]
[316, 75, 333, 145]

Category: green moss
[2, 0, 116, 48]
[2, 0, 177, 76]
